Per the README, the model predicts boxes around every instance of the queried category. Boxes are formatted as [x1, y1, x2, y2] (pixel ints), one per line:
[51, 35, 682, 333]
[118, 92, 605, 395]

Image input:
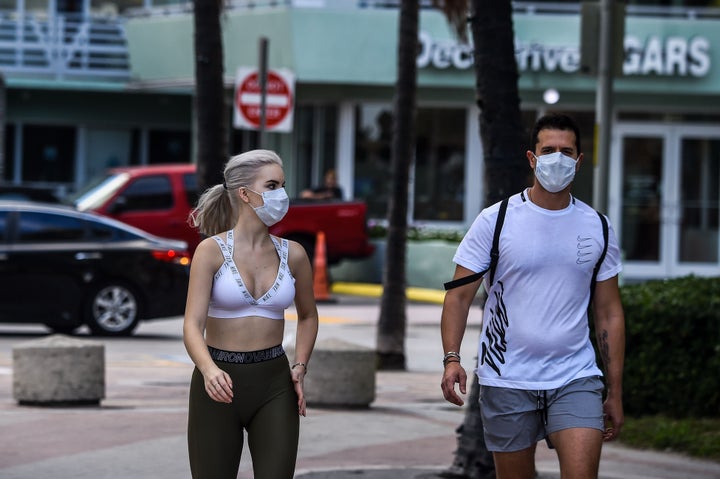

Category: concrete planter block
[304, 338, 375, 408]
[13, 335, 105, 406]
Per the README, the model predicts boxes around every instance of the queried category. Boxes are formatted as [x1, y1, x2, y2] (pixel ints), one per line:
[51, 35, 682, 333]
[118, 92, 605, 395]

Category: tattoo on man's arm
[598, 329, 610, 367]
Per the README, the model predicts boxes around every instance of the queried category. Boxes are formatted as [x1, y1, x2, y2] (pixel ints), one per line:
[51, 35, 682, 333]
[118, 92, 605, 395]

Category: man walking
[440, 113, 625, 479]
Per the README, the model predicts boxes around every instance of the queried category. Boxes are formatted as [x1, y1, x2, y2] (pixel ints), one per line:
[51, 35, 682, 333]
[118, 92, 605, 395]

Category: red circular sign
[235, 71, 293, 129]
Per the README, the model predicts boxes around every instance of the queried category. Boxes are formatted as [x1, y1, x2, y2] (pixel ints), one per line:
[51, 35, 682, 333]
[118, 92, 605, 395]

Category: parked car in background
[0, 201, 190, 336]
[0, 184, 61, 203]
[68, 163, 375, 263]
[69, 164, 199, 252]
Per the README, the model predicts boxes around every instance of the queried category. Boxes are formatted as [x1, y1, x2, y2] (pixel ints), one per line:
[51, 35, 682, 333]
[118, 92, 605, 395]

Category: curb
[331, 282, 445, 305]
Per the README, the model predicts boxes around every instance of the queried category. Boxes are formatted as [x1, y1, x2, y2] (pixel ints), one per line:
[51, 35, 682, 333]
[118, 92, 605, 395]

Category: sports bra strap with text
[212, 230, 289, 305]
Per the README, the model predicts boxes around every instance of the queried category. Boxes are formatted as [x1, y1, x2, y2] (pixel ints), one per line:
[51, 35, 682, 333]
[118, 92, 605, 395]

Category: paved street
[1, 294, 719, 479]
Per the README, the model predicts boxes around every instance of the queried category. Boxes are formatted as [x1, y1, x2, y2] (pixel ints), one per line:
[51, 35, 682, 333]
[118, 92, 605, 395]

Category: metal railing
[1, 1, 717, 81]
[125, 0, 720, 19]
[0, 11, 130, 81]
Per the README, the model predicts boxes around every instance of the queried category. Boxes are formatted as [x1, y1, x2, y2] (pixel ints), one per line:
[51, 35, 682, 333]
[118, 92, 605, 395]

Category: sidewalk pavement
[1, 293, 719, 479]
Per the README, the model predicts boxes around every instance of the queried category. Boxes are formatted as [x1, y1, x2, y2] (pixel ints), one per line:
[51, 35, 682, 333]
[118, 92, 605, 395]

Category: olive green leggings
[187, 354, 299, 479]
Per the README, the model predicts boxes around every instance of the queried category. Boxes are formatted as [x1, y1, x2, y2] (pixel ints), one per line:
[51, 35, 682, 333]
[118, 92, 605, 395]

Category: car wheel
[84, 282, 141, 336]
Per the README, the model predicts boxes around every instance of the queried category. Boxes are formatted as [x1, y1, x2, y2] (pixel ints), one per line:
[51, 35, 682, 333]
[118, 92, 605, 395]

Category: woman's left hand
[291, 364, 307, 416]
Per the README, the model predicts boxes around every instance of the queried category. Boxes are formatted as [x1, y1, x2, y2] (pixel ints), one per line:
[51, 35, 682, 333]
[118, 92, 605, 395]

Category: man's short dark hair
[530, 113, 582, 154]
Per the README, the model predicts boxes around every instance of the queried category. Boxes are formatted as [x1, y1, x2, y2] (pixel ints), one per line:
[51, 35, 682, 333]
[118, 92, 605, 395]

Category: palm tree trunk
[194, 0, 228, 192]
[441, 348, 495, 479]
[471, 0, 528, 206]
[440, 1, 528, 477]
[376, 0, 418, 371]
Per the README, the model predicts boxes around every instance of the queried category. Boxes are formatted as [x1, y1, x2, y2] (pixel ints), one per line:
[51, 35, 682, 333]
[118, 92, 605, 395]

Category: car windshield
[66, 173, 131, 211]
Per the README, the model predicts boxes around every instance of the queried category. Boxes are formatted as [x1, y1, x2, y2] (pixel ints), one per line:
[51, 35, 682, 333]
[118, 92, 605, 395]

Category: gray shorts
[479, 376, 604, 453]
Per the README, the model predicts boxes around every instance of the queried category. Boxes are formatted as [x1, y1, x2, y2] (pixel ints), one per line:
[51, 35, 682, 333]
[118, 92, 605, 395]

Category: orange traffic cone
[312, 231, 333, 302]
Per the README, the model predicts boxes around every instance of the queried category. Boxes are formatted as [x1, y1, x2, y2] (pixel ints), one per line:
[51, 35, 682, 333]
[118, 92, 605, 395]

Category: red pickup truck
[69, 164, 374, 264]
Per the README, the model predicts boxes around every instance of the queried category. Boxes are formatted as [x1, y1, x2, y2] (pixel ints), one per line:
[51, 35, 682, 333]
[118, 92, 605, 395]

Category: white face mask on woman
[533, 151, 578, 193]
[247, 187, 290, 226]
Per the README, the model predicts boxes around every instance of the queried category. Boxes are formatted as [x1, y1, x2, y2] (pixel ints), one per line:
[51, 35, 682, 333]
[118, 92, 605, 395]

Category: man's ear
[576, 153, 584, 171]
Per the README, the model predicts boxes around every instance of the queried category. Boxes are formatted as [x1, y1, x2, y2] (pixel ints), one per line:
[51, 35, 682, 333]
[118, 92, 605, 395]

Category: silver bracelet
[291, 362, 307, 372]
[443, 351, 461, 366]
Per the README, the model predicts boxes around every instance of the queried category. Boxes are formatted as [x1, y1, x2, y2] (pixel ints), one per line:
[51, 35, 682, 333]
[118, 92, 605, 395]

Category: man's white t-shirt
[453, 189, 622, 390]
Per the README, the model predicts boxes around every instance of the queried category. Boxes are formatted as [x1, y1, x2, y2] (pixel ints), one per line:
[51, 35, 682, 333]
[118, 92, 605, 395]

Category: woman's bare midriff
[205, 316, 285, 352]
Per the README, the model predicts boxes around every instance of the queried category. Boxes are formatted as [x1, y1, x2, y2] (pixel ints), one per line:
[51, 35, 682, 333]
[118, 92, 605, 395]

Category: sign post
[258, 37, 268, 147]
[233, 67, 295, 134]
[582, 0, 625, 214]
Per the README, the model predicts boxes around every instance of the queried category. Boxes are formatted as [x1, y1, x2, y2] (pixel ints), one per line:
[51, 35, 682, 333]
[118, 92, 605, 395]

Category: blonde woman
[183, 149, 318, 478]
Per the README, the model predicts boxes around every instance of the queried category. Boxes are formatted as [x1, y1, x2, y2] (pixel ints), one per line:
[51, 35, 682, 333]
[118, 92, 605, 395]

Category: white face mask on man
[533, 151, 578, 193]
[246, 187, 290, 226]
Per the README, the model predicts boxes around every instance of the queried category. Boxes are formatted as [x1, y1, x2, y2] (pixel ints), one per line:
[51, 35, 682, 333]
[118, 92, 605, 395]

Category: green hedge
[619, 275, 720, 418]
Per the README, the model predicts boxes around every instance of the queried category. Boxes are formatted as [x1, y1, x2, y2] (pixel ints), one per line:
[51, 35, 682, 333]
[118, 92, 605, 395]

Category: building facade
[1, 0, 719, 281]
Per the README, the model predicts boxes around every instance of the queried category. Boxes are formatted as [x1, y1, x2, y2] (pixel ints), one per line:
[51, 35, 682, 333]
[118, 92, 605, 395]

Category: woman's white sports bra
[207, 230, 295, 320]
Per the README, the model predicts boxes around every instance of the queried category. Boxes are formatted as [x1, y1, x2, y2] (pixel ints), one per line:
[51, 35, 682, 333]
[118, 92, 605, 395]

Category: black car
[0, 184, 61, 203]
[0, 201, 190, 336]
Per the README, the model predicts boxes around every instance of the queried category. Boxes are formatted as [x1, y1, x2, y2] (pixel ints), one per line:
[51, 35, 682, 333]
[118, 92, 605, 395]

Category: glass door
[611, 123, 720, 281]
[81, 128, 133, 185]
[674, 126, 719, 277]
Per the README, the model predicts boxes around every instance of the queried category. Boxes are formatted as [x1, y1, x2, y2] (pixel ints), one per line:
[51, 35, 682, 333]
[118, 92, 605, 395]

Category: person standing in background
[301, 168, 344, 200]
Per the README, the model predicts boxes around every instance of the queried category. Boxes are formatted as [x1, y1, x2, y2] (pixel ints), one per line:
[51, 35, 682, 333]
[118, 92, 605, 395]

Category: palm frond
[432, 0, 469, 43]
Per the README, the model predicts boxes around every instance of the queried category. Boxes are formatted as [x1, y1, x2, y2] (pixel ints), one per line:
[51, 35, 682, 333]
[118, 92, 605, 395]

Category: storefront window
[354, 104, 393, 219]
[354, 105, 467, 222]
[414, 108, 466, 221]
[294, 105, 337, 197]
[621, 137, 663, 261]
[83, 128, 137, 183]
[679, 138, 719, 263]
[230, 128, 260, 157]
[22, 125, 76, 183]
[148, 129, 191, 164]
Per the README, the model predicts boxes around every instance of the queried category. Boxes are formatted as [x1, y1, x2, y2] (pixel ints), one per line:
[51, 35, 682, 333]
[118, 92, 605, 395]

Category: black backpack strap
[487, 197, 509, 286]
[444, 197, 509, 291]
[443, 270, 485, 290]
[589, 211, 609, 306]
